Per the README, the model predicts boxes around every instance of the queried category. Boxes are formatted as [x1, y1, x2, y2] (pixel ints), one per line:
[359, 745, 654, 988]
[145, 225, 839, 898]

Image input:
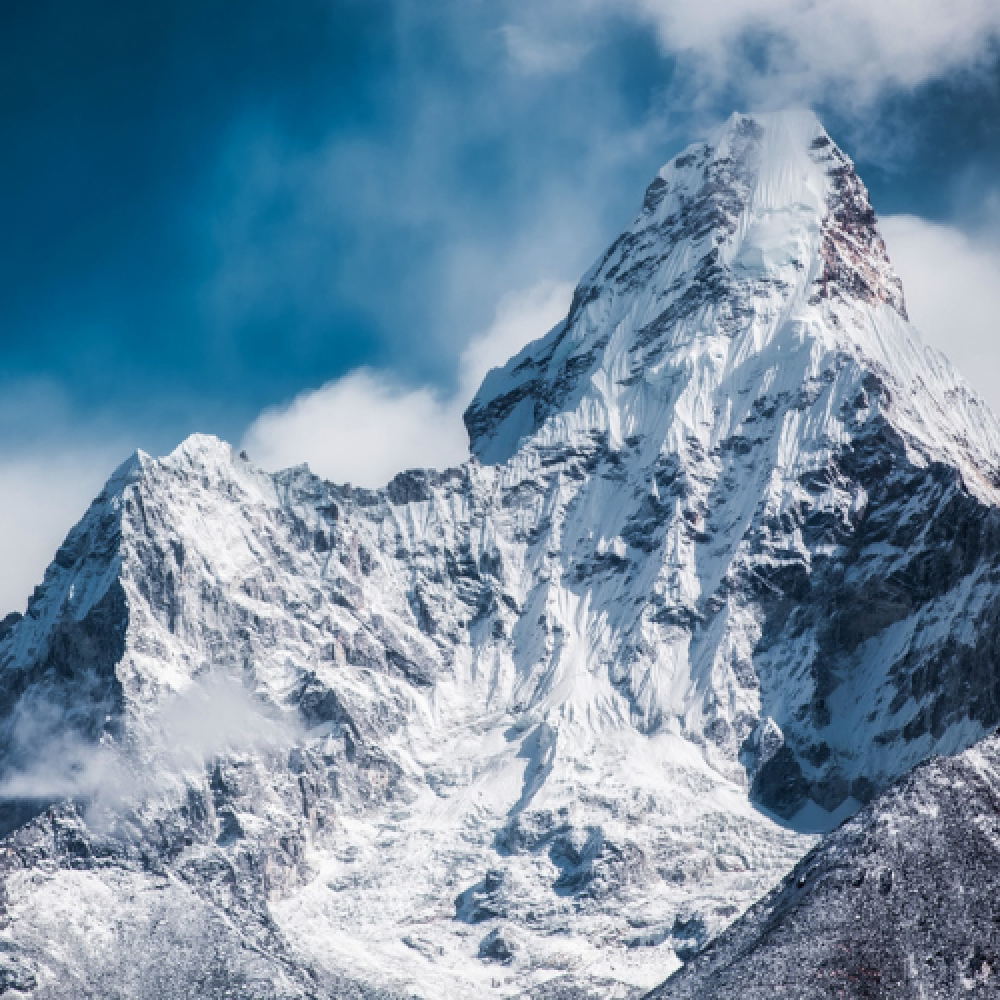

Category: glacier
[1, 110, 1000, 997]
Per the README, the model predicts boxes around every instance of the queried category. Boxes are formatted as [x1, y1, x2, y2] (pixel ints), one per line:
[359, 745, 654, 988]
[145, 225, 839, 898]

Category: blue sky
[3, 0, 1000, 608]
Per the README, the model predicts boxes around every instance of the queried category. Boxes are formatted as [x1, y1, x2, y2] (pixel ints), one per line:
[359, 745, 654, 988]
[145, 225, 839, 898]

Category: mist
[0, 673, 302, 815]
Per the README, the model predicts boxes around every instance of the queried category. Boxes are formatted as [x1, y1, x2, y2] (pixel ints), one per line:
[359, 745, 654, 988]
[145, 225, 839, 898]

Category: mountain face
[2, 111, 1000, 997]
[646, 732, 1000, 999]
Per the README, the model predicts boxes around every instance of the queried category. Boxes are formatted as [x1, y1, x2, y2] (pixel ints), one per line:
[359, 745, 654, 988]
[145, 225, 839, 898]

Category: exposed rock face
[1, 111, 999, 996]
[646, 731, 1000, 999]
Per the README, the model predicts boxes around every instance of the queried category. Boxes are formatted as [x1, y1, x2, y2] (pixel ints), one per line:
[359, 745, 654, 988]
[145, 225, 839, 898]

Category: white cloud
[241, 371, 469, 487]
[241, 280, 573, 486]
[456, 280, 573, 399]
[0, 448, 122, 615]
[0, 673, 299, 811]
[625, 0, 1000, 105]
[500, 24, 592, 75]
[882, 214, 1000, 413]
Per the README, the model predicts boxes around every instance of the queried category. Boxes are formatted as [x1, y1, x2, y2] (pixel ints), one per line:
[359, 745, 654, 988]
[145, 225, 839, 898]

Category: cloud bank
[0, 673, 298, 809]
[624, 0, 1000, 104]
[242, 281, 573, 485]
[882, 215, 1000, 413]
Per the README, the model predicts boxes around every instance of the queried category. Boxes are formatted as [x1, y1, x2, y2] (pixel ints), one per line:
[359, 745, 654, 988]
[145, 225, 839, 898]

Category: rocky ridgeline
[1, 111, 999, 997]
[647, 733, 1000, 999]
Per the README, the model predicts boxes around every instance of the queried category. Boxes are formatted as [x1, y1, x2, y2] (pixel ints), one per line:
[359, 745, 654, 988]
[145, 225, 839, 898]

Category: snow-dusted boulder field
[2, 111, 1000, 997]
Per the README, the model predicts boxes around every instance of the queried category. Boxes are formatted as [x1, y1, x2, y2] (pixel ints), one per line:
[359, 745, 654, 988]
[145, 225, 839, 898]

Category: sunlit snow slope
[2, 111, 1000, 998]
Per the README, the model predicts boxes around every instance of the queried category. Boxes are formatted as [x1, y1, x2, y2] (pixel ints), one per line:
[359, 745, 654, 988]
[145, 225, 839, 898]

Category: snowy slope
[2, 111, 1000, 997]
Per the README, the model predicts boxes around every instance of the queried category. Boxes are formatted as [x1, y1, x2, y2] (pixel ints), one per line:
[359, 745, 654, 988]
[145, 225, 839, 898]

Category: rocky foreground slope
[1, 111, 1000, 997]
[647, 733, 1000, 999]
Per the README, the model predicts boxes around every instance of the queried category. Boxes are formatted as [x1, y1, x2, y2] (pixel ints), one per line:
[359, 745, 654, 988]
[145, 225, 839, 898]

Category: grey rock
[647, 731, 1000, 999]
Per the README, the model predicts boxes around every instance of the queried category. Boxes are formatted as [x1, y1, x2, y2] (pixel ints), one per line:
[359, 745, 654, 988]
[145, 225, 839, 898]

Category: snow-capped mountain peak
[3, 112, 1000, 998]
[466, 111, 997, 498]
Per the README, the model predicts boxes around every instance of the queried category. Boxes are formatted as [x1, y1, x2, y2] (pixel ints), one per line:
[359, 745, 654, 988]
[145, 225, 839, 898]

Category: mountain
[1, 110, 1000, 998]
[646, 732, 1000, 999]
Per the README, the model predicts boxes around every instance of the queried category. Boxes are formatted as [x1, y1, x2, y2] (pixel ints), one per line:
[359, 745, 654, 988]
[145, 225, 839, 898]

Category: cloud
[882, 214, 1000, 413]
[456, 280, 574, 399]
[240, 370, 469, 487]
[622, 0, 1000, 106]
[198, 4, 673, 403]
[241, 280, 573, 485]
[0, 447, 123, 614]
[0, 673, 299, 808]
[500, 24, 592, 76]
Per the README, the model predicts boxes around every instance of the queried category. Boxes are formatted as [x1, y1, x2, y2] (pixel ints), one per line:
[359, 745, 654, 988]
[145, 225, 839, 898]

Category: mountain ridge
[1, 110, 999, 997]
[646, 730, 1000, 999]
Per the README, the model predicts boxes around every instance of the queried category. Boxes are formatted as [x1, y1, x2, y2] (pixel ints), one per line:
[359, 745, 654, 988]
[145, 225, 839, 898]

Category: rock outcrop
[647, 732, 1000, 999]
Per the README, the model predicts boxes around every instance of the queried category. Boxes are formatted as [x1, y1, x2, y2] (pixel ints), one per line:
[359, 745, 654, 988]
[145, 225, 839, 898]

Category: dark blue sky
[1, 0, 999, 454]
